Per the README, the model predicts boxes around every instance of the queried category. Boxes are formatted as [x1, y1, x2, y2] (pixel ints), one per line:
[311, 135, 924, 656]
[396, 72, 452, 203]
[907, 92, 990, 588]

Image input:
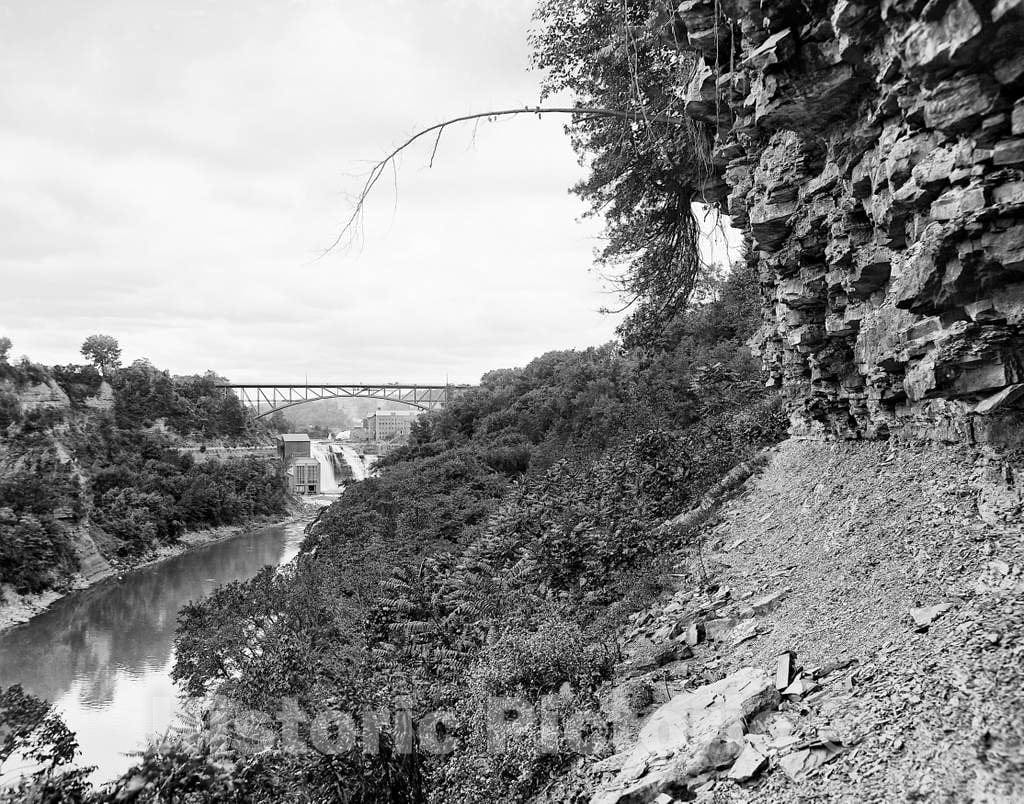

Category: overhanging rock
[675, 0, 1024, 443]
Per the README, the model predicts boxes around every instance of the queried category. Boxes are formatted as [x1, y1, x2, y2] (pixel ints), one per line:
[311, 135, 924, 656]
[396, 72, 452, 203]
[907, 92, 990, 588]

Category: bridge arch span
[247, 393, 430, 418]
[217, 383, 472, 419]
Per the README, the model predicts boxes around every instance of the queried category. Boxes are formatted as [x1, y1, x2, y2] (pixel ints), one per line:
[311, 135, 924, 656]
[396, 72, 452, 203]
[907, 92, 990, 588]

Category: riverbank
[0, 505, 317, 633]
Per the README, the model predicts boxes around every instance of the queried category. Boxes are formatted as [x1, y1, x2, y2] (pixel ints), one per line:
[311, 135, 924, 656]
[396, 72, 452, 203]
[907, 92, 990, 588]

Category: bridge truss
[218, 383, 471, 418]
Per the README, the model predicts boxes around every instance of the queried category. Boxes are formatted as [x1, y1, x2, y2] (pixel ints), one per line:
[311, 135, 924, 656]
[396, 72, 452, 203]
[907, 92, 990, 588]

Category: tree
[326, 2, 720, 347]
[266, 410, 292, 433]
[326, 105, 687, 257]
[0, 683, 91, 800]
[531, 0, 718, 346]
[81, 334, 122, 375]
[0, 336, 11, 363]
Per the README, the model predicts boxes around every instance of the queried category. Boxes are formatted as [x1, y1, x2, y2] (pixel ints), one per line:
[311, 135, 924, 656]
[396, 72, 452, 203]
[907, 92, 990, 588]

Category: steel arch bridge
[217, 383, 472, 418]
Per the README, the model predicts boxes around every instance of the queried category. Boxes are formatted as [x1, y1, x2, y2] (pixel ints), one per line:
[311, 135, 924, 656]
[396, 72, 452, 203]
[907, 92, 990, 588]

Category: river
[0, 520, 306, 784]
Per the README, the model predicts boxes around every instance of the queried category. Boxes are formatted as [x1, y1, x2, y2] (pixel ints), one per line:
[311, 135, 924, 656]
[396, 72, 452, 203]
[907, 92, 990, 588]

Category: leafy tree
[169, 372, 260, 439]
[0, 509, 77, 593]
[93, 487, 173, 555]
[0, 684, 92, 801]
[166, 272, 784, 801]
[266, 410, 292, 433]
[50, 364, 103, 405]
[531, 0, 717, 345]
[0, 336, 11, 363]
[0, 685, 79, 771]
[111, 359, 175, 427]
[80, 334, 122, 376]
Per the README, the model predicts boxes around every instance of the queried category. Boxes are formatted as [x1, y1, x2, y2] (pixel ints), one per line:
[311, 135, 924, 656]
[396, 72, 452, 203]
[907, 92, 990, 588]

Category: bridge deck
[217, 383, 473, 417]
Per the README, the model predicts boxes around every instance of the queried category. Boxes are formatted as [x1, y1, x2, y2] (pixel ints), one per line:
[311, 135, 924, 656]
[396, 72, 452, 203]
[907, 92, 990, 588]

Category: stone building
[362, 410, 418, 441]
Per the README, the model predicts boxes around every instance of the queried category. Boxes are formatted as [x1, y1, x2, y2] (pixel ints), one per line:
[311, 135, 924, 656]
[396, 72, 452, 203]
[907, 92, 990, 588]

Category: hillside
[4, 0, 1024, 801]
[0, 350, 290, 622]
[579, 438, 1024, 802]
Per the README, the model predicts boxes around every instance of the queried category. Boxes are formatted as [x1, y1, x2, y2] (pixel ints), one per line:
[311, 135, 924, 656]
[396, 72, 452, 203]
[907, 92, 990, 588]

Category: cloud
[0, 0, 735, 386]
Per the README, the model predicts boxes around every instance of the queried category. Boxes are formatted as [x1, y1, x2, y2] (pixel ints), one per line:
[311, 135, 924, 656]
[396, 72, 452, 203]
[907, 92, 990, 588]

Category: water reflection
[0, 522, 303, 781]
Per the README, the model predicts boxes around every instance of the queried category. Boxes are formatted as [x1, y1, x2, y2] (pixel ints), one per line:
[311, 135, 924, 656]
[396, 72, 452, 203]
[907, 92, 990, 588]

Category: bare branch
[321, 105, 688, 258]
[428, 124, 446, 169]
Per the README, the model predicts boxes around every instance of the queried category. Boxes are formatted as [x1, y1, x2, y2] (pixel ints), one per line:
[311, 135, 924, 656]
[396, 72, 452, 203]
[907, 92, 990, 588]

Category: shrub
[468, 619, 612, 700]
[93, 488, 175, 555]
[151, 267, 786, 801]
[0, 684, 90, 802]
[0, 510, 77, 594]
[51, 364, 103, 405]
[0, 391, 20, 430]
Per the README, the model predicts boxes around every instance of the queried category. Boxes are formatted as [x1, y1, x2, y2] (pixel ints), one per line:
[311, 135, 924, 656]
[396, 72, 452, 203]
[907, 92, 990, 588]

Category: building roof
[278, 433, 311, 442]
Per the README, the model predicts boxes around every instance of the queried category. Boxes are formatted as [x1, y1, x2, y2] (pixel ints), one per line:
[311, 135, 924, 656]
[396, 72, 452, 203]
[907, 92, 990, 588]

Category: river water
[0, 521, 306, 784]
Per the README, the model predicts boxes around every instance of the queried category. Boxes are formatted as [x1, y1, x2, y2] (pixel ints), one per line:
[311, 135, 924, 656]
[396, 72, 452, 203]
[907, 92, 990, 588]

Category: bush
[93, 488, 175, 556]
[0, 509, 77, 594]
[51, 364, 103, 405]
[150, 267, 787, 801]
[0, 358, 49, 387]
[0, 684, 90, 803]
[468, 619, 612, 700]
[0, 391, 20, 430]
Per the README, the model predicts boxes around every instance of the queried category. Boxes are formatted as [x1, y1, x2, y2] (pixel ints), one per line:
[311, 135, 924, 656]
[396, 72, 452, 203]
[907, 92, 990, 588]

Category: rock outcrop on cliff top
[678, 0, 1024, 442]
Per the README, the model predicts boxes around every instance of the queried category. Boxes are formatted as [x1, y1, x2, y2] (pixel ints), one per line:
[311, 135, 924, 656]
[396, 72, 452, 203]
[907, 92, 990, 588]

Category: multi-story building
[362, 410, 418, 441]
[290, 458, 320, 495]
[276, 434, 320, 494]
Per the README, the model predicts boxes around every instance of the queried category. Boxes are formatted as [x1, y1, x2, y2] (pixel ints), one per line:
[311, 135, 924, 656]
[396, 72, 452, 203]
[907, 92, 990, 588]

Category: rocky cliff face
[679, 0, 1024, 442]
[0, 377, 72, 415]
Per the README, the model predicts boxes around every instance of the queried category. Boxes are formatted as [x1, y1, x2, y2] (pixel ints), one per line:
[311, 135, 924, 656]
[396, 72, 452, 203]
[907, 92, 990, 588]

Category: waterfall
[309, 441, 341, 494]
[337, 444, 368, 481]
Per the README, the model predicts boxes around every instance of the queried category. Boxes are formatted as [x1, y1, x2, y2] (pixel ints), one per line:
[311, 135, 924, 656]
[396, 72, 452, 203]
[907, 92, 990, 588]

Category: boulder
[590, 668, 778, 804]
[742, 28, 796, 71]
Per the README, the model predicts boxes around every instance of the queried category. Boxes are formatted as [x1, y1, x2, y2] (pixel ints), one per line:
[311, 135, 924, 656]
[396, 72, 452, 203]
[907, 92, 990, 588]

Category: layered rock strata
[678, 0, 1024, 441]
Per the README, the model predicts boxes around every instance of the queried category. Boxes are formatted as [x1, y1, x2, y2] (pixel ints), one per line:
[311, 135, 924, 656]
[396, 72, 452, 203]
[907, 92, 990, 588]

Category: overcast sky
[1, 0, 737, 384]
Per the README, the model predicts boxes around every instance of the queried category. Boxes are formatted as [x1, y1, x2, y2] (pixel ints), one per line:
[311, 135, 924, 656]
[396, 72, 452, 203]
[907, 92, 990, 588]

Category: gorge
[2, 1, 1024, 802]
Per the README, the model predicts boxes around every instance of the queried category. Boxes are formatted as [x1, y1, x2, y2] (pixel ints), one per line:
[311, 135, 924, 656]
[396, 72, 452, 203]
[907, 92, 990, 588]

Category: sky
[0, 0, 739, 384]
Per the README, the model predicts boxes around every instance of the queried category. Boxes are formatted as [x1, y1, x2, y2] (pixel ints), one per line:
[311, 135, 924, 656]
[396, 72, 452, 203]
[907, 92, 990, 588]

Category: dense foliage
[0, 470, 81, 594]
[0, 684, 91, 803]
[0, 3, 783, 796]
[112, 361, 255, 438]
[0, 346, 288, 594]
[531, 0, 721, 345]
[80, 334, 122, 376]
[112, 267, 787, 803]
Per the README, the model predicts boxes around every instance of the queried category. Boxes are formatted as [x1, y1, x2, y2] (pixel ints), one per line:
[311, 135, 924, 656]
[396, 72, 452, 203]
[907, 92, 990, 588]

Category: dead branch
[323, 105, 687, 257]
